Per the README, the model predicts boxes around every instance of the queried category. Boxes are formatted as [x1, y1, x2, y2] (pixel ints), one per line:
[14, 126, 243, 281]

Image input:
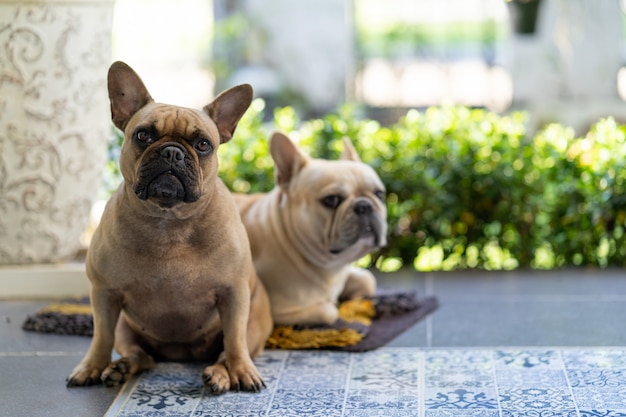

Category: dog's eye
[195, 139, 213, 154]
[321, 195, 343, 209]
[375, 190, 386, 202]
[134, 129, 153, 145]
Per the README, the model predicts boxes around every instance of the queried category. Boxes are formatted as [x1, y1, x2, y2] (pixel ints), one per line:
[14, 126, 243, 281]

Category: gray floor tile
[373, 270, 431, 347]
[0, 355, 120, 417]
[427, 268, 626, 297]
[1, 300, 117, 417]
[384, 318, 429, 347]
[430, 298, 626, 346]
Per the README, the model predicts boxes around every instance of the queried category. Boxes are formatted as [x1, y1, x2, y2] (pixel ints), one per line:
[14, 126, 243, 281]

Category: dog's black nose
[353, 200, 373, 216]
[161, 146, 185, 163]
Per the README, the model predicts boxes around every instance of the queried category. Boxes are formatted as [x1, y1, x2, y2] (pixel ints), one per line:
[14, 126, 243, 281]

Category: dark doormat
[22, 290, 438, 352]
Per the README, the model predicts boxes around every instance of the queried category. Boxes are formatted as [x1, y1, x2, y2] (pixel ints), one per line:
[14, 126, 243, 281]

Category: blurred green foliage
[356, 20, 507, 60]
[104, 101, 626, 272]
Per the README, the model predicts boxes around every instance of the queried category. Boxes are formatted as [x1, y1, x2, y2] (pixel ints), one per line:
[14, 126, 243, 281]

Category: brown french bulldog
[235, 132, 388, 326]
[66, 61, 273, 394]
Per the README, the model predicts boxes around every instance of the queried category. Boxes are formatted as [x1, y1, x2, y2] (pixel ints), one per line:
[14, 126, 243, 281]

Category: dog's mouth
[329, 221, 385, 255]
[134, 170, 199, 207]
[148, 172, 185, 205]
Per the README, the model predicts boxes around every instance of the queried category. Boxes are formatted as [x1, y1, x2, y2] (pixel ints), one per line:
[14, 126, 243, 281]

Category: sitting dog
[234, 132, 387, 325]
[66, 61, 273, 394]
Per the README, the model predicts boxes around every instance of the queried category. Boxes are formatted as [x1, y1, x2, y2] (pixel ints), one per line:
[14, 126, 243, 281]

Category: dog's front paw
[202, 360, 264, 394]
[202, 364, 231, 394]
[101, 359, 132, 387]
[227, 358, 266, 393]
[101, 354, 156, 387]
[66, 363, 106, 387]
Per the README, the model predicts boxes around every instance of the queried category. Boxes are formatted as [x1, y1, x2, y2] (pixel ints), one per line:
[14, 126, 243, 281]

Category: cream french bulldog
[66, 61, 273, 394]
[235, 132, 387, 326]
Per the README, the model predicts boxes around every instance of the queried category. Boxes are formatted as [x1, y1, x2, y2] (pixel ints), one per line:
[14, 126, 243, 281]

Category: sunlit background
[110, 0, 626, 129]
[110, 0, 514, 110]
[100, 0, 626, 272]
[4, 1, 626, 275]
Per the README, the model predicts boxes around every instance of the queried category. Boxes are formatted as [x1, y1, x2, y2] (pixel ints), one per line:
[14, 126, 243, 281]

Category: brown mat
[22, 290, 438, 352]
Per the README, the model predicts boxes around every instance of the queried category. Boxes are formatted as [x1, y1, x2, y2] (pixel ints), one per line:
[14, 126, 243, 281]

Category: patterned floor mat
[105, 347, 626, 417]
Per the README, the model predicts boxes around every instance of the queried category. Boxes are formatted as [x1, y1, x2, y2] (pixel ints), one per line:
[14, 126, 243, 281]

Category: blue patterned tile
[567, 369, 626, 388]
[118, 412, 196, 417]
[573, 387, 626, 409]
[104, 348, 626, 417]
[425, 387, 498, 409]
[501, 411, 578, 417]
[119, 384, 203, 413]
[344, 410, 419, 417]
[121, 384, 202, 410]
[496, 369, 568, 388]
[426, 367, 494, 389]
[349, 365, 419, 388]
[195, 390, 273, 413]
[499, 387, 575, 410]
[425, 350, 492, 369]
[279, 352, 347, 390]
[284, 350, 350, 369]
[116, 367, 203, 415]
[266, 409, 342, 417]
[349, 367, 418, 390]
[255, 350, 287, 374]
[278, 370, 346, 390]
[349, 350, 419, 390]
[134, 363, 204, 388]
[353, 348, 418, 364]
[494, 350, 563, 370]
[562, 350, 626, 369]
[193, 411, 267, 417]
[351, 349, 421, 373]
[268, 389, 344, 416]
[345, 389, 419, 409]
[424, 410, 500, 417]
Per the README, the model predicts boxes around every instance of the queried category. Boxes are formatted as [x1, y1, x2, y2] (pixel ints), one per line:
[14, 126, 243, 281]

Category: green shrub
[104, 101, 626, 271]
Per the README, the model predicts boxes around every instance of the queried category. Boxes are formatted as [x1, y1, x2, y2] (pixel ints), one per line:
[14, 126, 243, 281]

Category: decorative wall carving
[0, 0, 114, 264]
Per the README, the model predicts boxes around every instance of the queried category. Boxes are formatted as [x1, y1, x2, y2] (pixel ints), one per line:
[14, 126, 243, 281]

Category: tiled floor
[107, 348, 626, 416]
[2, 268, 626, 417]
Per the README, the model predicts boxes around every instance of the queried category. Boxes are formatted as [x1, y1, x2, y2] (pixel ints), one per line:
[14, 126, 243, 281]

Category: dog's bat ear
[204, 84, 253, 144]
[269, 131, 309, 188]
[340, 136, 361, 162]
[108, 61, 153, 131]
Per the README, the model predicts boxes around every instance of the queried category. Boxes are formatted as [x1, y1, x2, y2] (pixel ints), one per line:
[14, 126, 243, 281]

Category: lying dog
[235, 132, 387, 325]
[67, 61, 273, 394]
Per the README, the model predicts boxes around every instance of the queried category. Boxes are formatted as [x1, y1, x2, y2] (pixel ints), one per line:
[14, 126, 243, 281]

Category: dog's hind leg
[100, 315, 155, 387]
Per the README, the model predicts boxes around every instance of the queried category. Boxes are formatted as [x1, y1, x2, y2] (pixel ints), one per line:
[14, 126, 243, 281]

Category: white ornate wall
[0, 0, 114, 264]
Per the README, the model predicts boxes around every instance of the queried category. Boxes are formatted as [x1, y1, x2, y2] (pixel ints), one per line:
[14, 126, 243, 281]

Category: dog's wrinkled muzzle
[146, 172, 185, 201]
[134, 144, 201, 206]
[329, 199, 387, 255]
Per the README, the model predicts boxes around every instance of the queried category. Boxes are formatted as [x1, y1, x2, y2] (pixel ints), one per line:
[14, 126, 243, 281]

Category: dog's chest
[123, 284, 220, 342]
[120, 262, 224, 340]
